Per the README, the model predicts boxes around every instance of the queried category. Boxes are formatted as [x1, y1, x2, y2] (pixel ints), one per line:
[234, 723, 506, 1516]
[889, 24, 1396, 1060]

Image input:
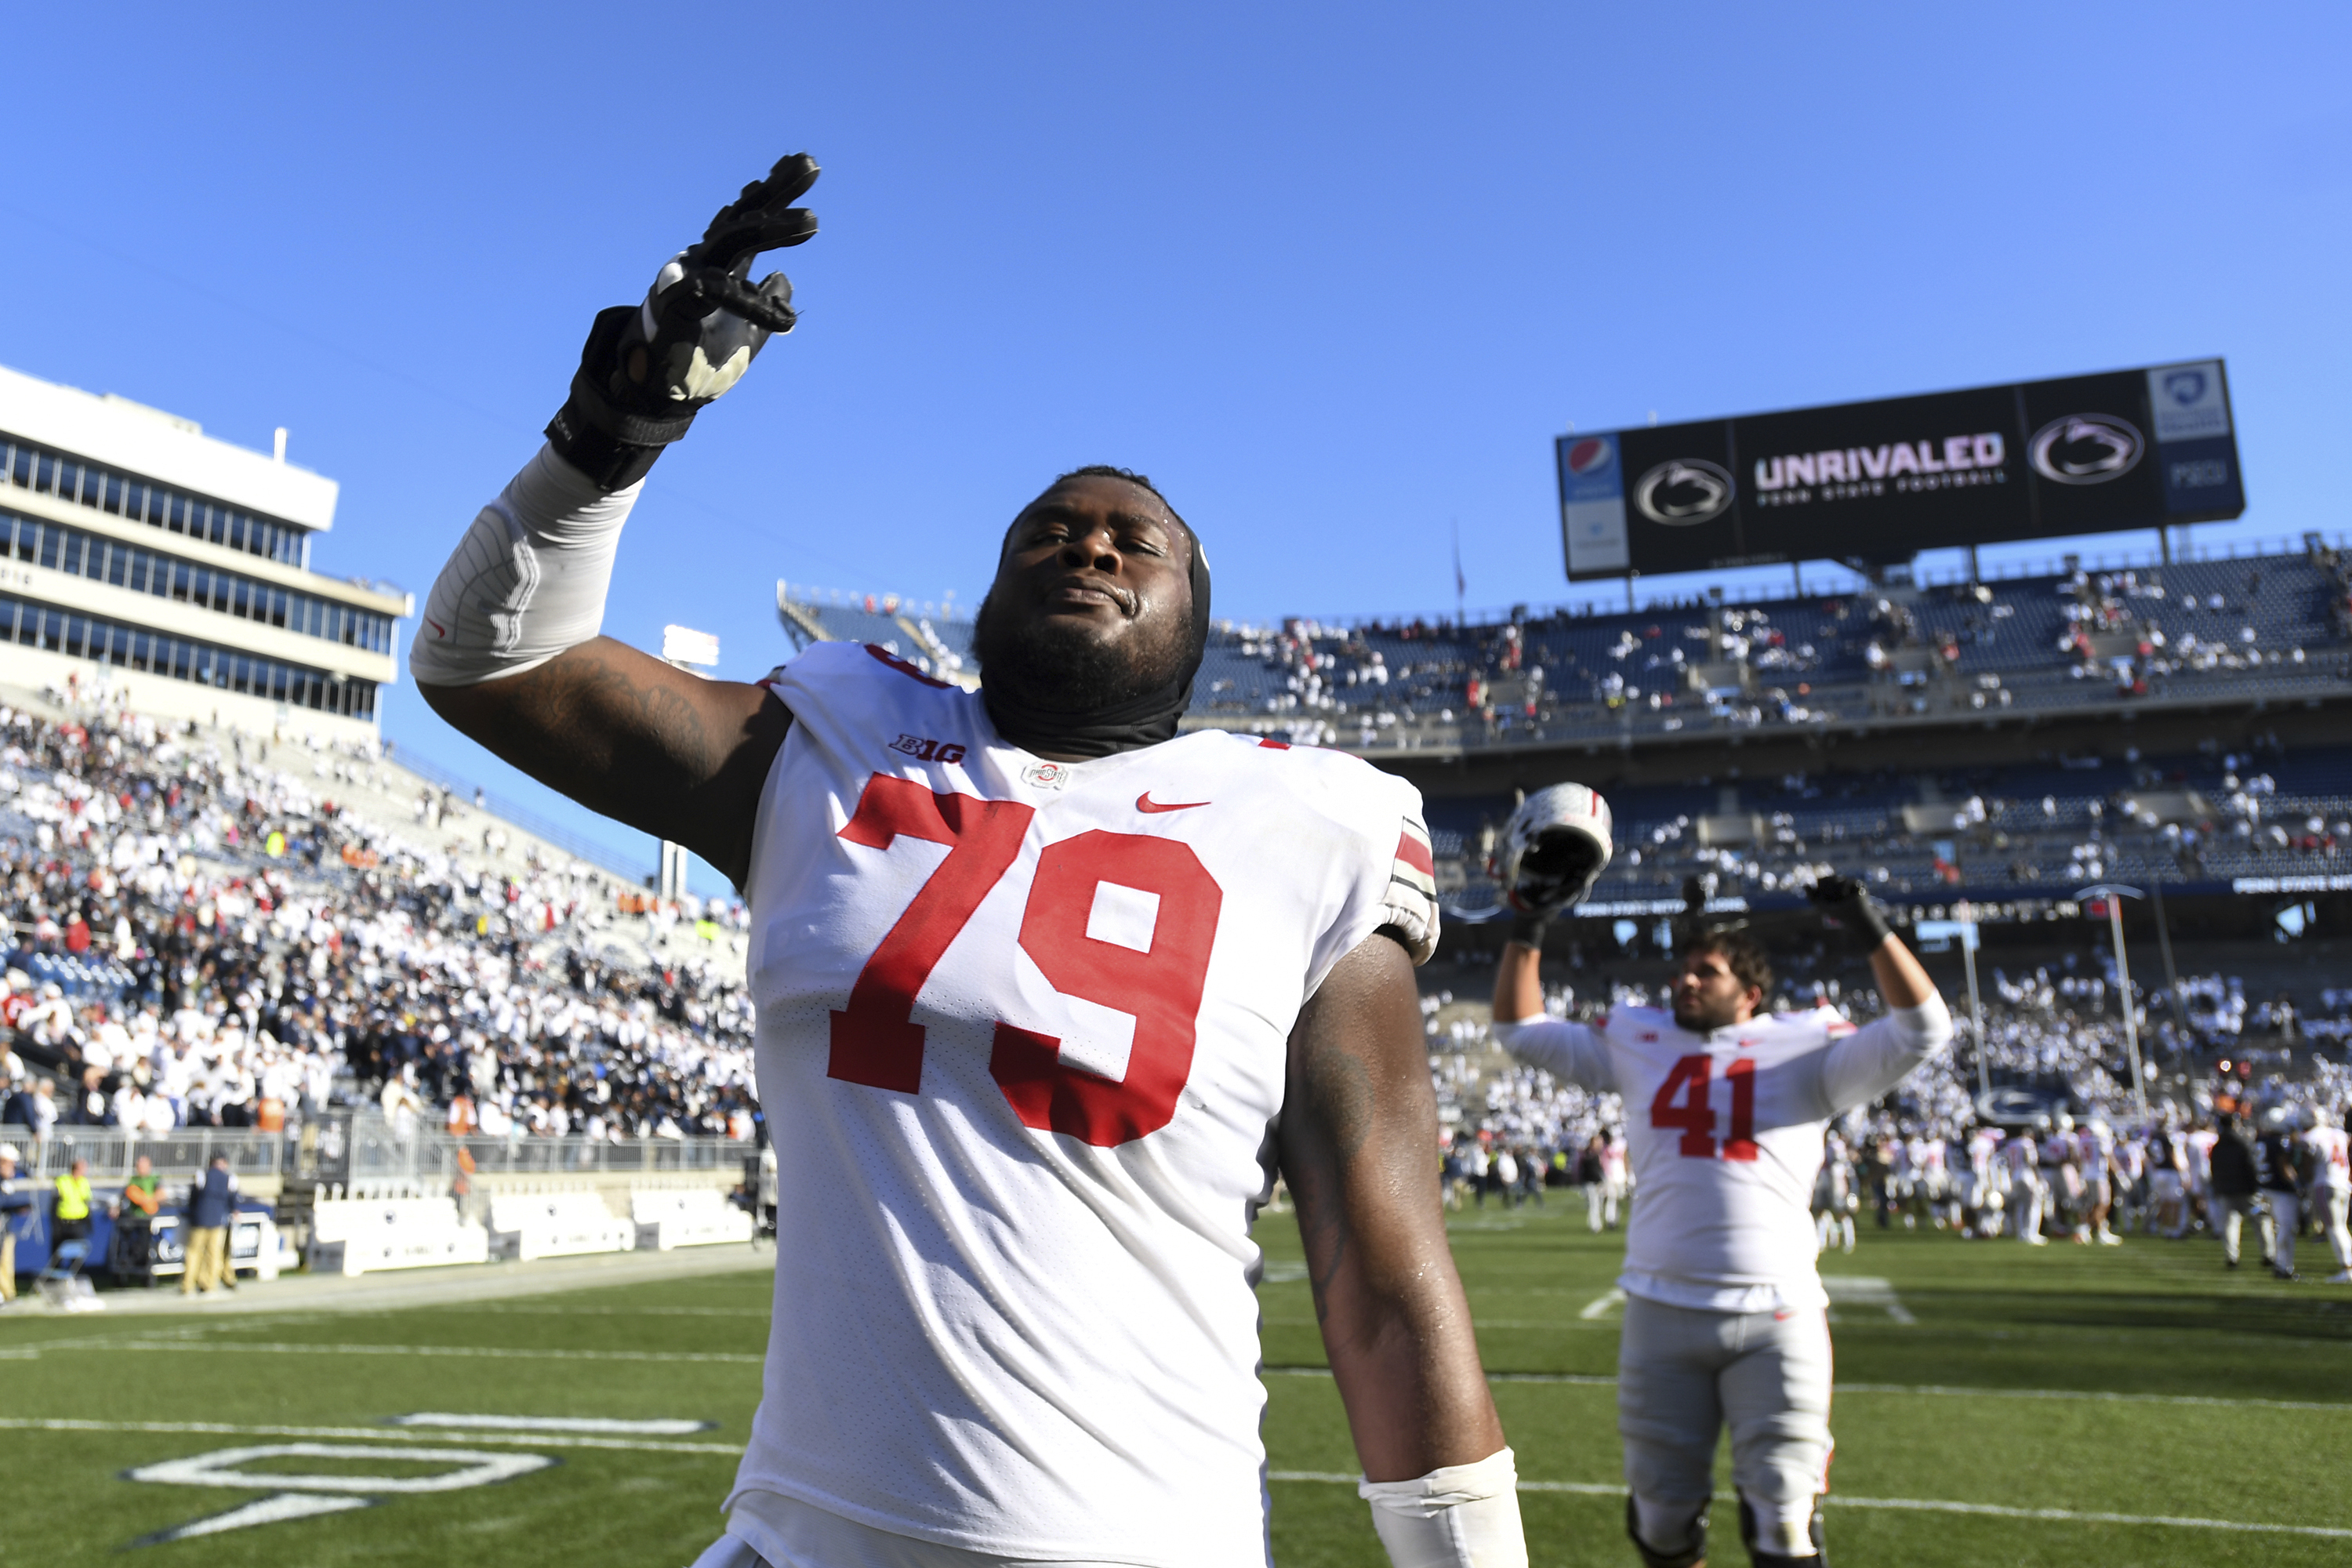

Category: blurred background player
[1484, 783, 1951, 1567]
[2303, 1105, 2352, 1283]
[1812, 1130, 1856, 1255]
[2256, 1107, 2304, 1280]
[2207, 1110, 2268, 1271]
[2005, 1122, 2046, 1245]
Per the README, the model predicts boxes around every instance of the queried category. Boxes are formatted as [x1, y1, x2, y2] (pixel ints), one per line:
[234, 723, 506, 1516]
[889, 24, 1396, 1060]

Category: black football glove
[1806, 873, 1893, 952]
[547, 154, 820, 488]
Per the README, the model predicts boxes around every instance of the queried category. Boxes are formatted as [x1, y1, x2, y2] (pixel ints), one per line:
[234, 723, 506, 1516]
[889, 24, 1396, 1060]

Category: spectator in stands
[181, 1152, 237, 1296]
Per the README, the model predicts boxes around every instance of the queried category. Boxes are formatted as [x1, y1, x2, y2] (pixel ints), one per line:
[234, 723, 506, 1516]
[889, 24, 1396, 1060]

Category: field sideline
[4, 1207, 2347, 1566]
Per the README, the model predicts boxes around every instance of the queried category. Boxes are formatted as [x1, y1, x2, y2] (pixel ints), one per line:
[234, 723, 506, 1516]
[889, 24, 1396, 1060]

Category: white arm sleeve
[407, 445, 643, 687]
[1487, 1018, 1612, 1091]
[1359, 1447, 1527, 1568]
[1817, 995, 1953, 1113]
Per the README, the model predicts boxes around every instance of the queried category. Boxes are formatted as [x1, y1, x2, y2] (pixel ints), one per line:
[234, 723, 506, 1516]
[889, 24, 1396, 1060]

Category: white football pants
[2208, 1193, 2273, 1265]
[1617, 1294, 1831, 1555]
[2270, 1192, 2302, 1273]
[2320, 1188, 2352, 1270]
[2011, 1176, 2044, 1240]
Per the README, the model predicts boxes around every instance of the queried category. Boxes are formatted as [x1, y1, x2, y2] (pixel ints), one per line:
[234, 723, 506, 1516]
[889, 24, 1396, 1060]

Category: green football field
[5, 1206, 2349, 1566]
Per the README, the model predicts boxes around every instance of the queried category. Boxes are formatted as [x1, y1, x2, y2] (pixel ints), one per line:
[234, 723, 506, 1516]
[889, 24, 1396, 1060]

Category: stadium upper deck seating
[779, 541, 2352, 750]
[1171, 541, 2352, 753]
[1417, 739, 2352, 915]
[776, 588, 976, 684]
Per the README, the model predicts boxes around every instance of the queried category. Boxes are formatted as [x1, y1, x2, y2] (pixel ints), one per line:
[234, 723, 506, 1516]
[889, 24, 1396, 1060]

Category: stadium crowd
[0, 700, 760, 1163]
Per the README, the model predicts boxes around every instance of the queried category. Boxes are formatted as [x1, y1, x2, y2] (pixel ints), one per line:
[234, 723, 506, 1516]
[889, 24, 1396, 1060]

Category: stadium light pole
[2074, 883, 2148, 1116]
[658, 625, 723, 904]
[1954, 900, 1988, 1101]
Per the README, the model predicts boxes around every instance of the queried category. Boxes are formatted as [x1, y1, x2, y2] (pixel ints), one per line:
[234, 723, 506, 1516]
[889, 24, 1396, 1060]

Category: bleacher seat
[485, 1188, 634, 1261]
[630, 1186, 753, 1250]
[307, 1191, 491, 1276]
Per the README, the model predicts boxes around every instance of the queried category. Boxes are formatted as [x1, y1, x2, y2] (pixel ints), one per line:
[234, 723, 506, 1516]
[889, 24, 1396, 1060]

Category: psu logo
[1565, 437, 1614, 477]
[2029, 413, 2143, 486]
[2161, 368, 2208, 406]
[890, 734, 966, 764]
[1632, 459, 1735, 526]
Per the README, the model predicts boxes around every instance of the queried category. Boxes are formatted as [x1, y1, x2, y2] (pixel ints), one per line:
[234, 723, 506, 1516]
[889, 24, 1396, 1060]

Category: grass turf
[5, 1207, 2348, 1565]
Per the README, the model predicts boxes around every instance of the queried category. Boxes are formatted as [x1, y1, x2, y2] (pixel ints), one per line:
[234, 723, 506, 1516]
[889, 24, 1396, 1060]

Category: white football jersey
[728, 642, 1437, 1566]
[2307, 1126, 2350, 1191]
[1494, 999, 1947, 1312]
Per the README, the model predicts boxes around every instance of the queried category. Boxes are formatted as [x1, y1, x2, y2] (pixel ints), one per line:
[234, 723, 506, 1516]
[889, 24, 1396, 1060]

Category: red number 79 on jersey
[828, 774, 1223, 1148]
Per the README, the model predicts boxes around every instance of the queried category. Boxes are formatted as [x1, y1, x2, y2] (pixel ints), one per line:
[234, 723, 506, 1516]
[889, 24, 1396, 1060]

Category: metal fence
[24, 1115, 750, 1184]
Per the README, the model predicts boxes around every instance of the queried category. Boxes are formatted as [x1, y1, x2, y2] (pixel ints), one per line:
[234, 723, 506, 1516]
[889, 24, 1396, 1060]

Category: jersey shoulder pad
[1229, 735, 1440, 965]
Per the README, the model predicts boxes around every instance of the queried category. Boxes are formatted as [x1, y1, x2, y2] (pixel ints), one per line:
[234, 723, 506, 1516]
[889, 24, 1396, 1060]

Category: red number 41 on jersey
[1650, 1054, 1759, 1161]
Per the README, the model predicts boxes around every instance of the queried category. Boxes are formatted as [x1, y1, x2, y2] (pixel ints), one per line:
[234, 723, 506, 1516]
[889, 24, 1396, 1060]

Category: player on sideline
[1482, 787, 1951, 1567]
[409, 157, 1526, 1568]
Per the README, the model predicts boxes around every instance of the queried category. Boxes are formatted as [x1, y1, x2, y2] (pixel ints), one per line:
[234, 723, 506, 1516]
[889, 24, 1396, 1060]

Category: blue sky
[3, 3, 2345, 889]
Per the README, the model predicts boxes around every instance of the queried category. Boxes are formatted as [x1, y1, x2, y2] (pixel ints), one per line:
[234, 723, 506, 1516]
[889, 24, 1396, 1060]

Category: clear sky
[3, 3, 2345, 888]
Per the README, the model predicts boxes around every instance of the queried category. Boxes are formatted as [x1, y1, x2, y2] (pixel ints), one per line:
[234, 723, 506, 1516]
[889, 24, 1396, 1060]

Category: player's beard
[1672, 993, 1745, 1033]
[971, 590, 1193, 718]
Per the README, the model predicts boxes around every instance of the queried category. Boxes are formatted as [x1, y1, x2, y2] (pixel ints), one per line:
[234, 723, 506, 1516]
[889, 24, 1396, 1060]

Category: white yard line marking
[1823, 1276, 1916, 1324]
[0, 1417, 742, 1456]
[1265, 1473, 2352, 1540]
[466, 1305, 771, 1319]
[390, 1413, 714, 1435]
[1262, 1366, 2352, 1412]
[1577, 1288, 1626, 1321]
[129, 1443, 552, 1494]
[131, 1491, 371, 1545]
[25, 1339, 762, 1366]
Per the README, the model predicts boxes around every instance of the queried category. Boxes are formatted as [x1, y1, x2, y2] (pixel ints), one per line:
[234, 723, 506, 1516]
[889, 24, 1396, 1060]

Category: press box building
[0, 363, 405, 742]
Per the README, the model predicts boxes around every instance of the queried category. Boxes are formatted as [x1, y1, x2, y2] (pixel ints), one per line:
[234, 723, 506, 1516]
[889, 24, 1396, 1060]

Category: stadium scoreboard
[1557, 360, 2243, 580]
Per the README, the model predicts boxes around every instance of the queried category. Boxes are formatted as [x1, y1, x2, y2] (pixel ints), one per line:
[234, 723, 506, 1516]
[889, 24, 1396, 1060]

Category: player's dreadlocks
[1687, 928, 1774, 1001]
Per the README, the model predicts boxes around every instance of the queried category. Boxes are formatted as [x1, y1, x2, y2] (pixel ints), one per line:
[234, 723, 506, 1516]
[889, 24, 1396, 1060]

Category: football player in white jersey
[409, 158, 1526, 1568]
[1486, 794, 1951, 1568]
[2303, 1105, 2352, 1283]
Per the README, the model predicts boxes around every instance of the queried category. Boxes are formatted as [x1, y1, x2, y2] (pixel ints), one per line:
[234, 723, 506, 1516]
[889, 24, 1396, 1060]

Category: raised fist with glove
[1806, 873, 1894, 952]
[547, 153, 820, 489]
[1495, 782, 1613, 948]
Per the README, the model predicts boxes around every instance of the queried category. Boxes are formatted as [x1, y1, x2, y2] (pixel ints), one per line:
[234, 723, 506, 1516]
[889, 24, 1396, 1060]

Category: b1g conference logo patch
[890, 734, 966, 764]
[1632, 459, 1735, 525]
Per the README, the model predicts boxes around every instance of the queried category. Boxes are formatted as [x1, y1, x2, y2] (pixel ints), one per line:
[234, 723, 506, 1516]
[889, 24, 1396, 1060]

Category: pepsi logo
[1566, 437, 1613, 477]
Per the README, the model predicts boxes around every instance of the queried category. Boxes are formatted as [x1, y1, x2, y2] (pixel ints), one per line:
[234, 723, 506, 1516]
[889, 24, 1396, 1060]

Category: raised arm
[1806, 876, 1952, 1112]
[420, 639, 786, 886]
[1279, 933, 1525, 1566]
[411, 156, 819, 887]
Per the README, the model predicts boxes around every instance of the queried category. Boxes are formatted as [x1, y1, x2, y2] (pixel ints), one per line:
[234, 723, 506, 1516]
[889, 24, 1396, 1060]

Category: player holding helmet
[412, 157, 1524, 1568]
[1484, 786, 1951, 1566]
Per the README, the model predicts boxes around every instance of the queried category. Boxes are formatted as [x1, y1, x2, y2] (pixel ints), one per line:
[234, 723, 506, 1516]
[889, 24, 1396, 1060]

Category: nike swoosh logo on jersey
[1136, 793, 1210, 813]
[425, 617, 447, 639]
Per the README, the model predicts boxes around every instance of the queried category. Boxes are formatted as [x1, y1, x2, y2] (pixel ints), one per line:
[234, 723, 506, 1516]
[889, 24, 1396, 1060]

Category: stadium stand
[775, 583, 976, 685]
[0, 684, 763, 1286]
[1181, 535, 2352, 753]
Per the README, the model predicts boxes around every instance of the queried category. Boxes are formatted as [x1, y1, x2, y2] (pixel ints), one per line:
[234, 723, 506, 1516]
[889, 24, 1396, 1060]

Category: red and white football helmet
[1494, 782, 1614, 914]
